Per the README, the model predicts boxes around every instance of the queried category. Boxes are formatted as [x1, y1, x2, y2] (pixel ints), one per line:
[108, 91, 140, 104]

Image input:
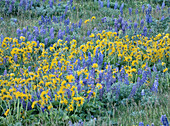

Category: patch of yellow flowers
[0, 32, 169, 116]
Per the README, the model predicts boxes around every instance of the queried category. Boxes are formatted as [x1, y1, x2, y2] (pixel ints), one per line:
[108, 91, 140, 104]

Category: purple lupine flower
[33, 27, 39, 37]
[156, 4, 160, 11]
[79, 19, 82, 28]
[160, 115, 169, 126]
[27, 31, 30, 37]
[147, 4, 152, 14]
[161, 1, 165, 10]
[128, 83, 140, 99]
[3, 57, 6, 64]
[44, 38, 48, 45]
[114, 1, 118, 9]
[8, 4, 13, 13]
[116, 83, 120, 99]
[98, 52, 103, 67]
[143, 26, 147, 36]
[33, 36, 37, 41]
[140, 70, 147, 85]
[27, 53, 31, 60]
[141, 89, 145, 96]
[87, 91, 93, 100]
[140, 19, 144, 29]
[151, 79, 159, 92]
[53, 16, 58, 23]
[87, 30, 90, 36]
[161, 16, 165, 21]
[3, 70, 7, 76]
[146, 15, 152, 23]
[73, 6, 76, 10]
[135, 8, 138, 15]
[66, 26, 69, 34]
[128, 24, 132, 30]
[139, 122, 144, 126]
[100, 1, 103, 8]
[67, 18, 70, 25]
[152, 64, 157, 72]
[16, 28, 21, 37]
[22, 28, 27, 35]
[120, 3, 124, 16]
[65, 5, 68, 13]
[107, 0, 110, 8]
[129, 8, 132, 15]
[151, 123, 154, 126]
[49, 0, 53, 8]
[58, 29, 63, 39]
[122, 25, 125, 34]
[28, 66, 31, 72]
[50, 27, 54, 39]
[40, 27, 46, 36]
[41, 106, 47, 113]
[87, 52, 92, 66]
[124, 74, 129, 85]
[118, 15, 122, 23]
[35, 67, 38, 72]
[142, 5, 145, 13]
[104, 62, 107, 69]
[58, 61, 62, 68]
[0, 16, 3, 21]
[134, 22, 138, 30]
[14, 54, 17, 63]
[38, 21, 42, 26]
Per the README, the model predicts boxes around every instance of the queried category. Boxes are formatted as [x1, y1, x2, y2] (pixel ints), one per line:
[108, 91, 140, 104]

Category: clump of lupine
[1, 1, 169, 49]
[137, 115, 169, 126]
[0, 0, 75, 17]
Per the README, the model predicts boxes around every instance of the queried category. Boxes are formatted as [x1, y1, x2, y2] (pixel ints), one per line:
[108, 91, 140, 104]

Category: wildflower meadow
[0, 0, 169, 125]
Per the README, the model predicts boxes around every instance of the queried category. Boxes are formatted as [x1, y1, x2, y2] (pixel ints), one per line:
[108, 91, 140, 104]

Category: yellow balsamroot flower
[163, 68, 168, 72]
[80, 45, 87, 53]
[68, 104, 74, 111]
[92, 63, 98, 68]
[142, 63, 146, 69]
[32, 41, 37, 47]
[131, 68, 137, 73]
[0, 57, 3, 65]
[50, 47, 55, 52]
[10, 73, 15, 77]
[132, 60, 138, 66]
[60, 98, 68, 105]
[20, 36, 25, 41]
[124, 56, 132, 62]
[66, 74, 75, 83]
[96, 83, 102, 89]
[91, 16, 96, 20]
[1, 95, 12, 101]
[1, 42, 7, 48]
[32, 101, 38, 109]
[4, 109, 10, 116]
[43, 75, 49, 80]
[40, 91, 47, 99]
[23, 94, 29, 101]
[84, 19, 90, 24]
[48, 105, 53, 110]
[73, 97, 84, 107]
[162, 62, 166, 66]
[89, 33, 95, 38]
[40, 43, 45, 48]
